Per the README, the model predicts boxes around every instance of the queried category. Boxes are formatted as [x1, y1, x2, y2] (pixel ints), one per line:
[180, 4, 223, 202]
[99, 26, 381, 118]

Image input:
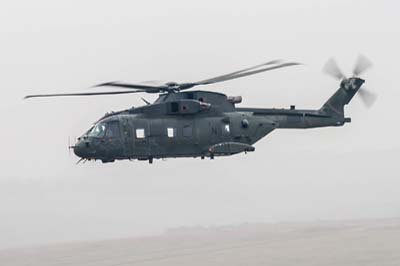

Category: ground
[1, 218, 400, 266]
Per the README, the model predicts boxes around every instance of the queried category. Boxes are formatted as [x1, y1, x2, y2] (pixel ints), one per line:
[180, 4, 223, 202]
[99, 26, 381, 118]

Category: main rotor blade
[93, 81, 166, 92]
[353, 54, 373, 76]
[195, 59, 283, 85]
[90, 60, 301, 92]
[24, 90, 145, 99]
[193, 62, 301, 86]
[323, 58, 345, 80]
[358, 87, 377, 108]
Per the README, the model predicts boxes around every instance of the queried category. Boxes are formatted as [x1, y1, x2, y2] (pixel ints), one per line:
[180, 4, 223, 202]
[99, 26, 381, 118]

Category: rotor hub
[165, 81, 180, 90]
[341, 77, 365, 91]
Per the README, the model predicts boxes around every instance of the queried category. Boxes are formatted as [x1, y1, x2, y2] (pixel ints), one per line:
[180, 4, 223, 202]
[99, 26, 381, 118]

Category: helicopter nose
[73, 140, 89, 158]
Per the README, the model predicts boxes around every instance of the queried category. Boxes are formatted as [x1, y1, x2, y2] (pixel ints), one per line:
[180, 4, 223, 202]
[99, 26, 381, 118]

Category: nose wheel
[149, 157, 153, 164]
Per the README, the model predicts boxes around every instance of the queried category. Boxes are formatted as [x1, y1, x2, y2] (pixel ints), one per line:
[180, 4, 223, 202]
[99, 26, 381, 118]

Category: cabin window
[167, 127, 175, 138]
[136, 128, 146, 139]
[183, 125, 193, 137]
[224, 124, 230, 134]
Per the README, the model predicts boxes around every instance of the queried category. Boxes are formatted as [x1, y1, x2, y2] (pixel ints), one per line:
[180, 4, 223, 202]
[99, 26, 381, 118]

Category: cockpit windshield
[88, 123, 106, 137]
[88, 121, 121, 138]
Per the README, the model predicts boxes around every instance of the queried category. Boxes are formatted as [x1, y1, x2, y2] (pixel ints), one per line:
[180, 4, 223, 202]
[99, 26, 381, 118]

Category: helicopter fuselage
[73, 88, 355, 163]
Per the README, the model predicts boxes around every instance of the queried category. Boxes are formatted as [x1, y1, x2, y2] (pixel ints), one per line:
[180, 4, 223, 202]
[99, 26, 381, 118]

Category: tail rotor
[323, 55, 377, 108]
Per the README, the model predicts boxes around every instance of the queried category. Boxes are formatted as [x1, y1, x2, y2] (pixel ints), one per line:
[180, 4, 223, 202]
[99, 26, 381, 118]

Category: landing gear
[210, 154, 214, 160]
[149, 157, 153, 164]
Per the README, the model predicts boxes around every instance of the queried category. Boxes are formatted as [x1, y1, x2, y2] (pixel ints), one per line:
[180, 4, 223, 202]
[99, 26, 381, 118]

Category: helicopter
[25, 56, 376, 164]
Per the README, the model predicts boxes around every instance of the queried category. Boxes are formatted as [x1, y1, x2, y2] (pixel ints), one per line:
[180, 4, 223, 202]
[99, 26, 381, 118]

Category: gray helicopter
[25, 56, 376, 164]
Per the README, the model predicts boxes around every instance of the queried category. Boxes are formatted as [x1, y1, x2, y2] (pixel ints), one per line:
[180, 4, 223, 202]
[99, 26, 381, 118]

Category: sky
[0, 0, 399, 249]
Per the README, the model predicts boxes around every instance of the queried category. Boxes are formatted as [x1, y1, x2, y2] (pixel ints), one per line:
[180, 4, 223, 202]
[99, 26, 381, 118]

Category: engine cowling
[227, 96, 242, 104]
[167, 100, 211, 115]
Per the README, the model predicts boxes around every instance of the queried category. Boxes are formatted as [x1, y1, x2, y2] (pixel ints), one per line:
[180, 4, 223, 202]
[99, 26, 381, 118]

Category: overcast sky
[0, 0, 399, 249]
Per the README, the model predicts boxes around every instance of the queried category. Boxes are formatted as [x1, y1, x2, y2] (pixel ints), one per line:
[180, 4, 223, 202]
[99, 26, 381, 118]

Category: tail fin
[320, 77, 365, 116]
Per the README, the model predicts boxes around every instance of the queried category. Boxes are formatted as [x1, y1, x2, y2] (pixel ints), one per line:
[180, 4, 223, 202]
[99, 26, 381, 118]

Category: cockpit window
[88, 123, 106, 137]
[88, 122, 121, 138]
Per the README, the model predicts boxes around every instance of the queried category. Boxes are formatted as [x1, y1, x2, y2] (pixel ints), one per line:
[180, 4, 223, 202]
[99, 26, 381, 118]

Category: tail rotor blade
[358, 87, 377, 108]
[323, 58, 346, 80]
[353, 54, 373, 77]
